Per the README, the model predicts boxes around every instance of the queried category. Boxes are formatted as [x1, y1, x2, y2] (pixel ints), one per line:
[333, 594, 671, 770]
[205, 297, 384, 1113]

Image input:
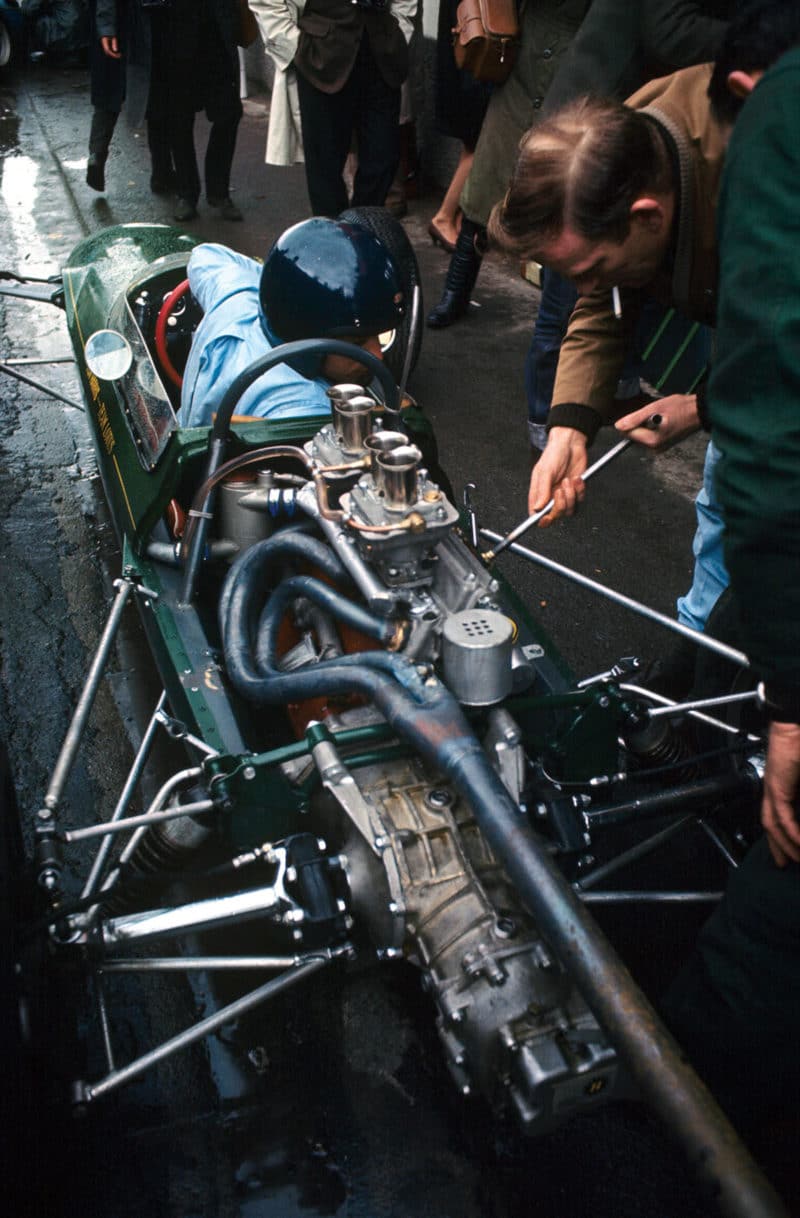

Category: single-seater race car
[0, 220, 785, 1218]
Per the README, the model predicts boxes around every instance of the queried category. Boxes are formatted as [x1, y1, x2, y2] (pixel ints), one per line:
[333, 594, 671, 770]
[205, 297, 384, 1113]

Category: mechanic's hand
[614, 393, 700, 450]
[101, 36, 121, 59]
[762, 720, 800, 867]
[528, 426, 588, 525]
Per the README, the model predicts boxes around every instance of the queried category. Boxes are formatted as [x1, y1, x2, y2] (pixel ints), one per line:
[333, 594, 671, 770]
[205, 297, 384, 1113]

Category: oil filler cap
[442, 610, 514, 706]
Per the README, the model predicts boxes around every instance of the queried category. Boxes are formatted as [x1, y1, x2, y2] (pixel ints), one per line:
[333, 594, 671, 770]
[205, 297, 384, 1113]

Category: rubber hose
[218, 526, 345, 642]
[255, 575, 397, 675]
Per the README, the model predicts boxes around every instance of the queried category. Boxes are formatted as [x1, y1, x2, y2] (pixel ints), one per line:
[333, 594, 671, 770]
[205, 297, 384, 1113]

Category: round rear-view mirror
[84, 329, 133, 382]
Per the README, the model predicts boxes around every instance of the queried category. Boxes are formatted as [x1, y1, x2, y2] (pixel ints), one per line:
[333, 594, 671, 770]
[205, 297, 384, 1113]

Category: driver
[179, 217, 404, 428]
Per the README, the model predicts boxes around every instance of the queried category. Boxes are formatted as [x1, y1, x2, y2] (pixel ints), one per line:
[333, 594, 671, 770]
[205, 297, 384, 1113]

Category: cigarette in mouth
[612, 286, 622, 319]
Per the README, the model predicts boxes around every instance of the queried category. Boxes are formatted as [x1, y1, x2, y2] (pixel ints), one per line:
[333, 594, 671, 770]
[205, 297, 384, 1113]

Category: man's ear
[727, 69, 760, 100]
[629, 197, 666, 233]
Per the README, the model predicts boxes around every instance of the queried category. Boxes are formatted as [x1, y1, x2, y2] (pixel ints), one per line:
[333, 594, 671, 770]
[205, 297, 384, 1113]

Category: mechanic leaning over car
[179, 217, 404, 428]
[489, 3, 800, 641]
[494, 0, 800, 1152]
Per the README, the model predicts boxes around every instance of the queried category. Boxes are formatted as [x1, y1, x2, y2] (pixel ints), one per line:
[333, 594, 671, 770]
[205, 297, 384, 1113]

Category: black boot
[86, 108, 117, 193]
[426, 219, 486, 329]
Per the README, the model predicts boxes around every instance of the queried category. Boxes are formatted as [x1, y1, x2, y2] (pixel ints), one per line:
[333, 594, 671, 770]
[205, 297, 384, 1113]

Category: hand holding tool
[482, 436, 634, 561]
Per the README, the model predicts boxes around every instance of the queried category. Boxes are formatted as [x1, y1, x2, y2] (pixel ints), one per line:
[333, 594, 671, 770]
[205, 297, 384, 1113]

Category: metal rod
[396, 283, 420, 412]
[95, 972, 116, 1073]
[81, 956, 331, 1102]
[1, 355, 74, 365]
[620, 683, 760, 740]
[154, 708, 219, 757]
[64, 799, 215, 844]
[81, 692, 167, 899]
[0, 360, 85, 410]
[100, 954, 324, 972]
[648, 690, 759, 719]
[699, 818, 741, 869]
[114, 769, 204, 866]
[43, 579, 136, 816]
[0, 270, 62, 284]
[580, 890, 723, 903]
[584, 771, 755, 831]
[480, 529, 750, 669]
[92, 767, 205, 913]
[484, 437, 633, 559]
[575, 816, 694, 891]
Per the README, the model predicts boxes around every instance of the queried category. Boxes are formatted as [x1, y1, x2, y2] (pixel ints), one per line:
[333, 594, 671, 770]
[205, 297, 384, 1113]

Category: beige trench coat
[250, 0, 416, 166]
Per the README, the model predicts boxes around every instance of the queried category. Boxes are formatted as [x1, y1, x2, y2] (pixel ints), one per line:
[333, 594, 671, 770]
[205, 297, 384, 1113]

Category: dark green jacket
[709, 45, 800, 717]
[542, 0, 731, 116]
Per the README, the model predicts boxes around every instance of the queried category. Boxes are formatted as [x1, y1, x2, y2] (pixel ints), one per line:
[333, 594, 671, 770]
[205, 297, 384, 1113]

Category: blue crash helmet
[259, 218, 404, 347]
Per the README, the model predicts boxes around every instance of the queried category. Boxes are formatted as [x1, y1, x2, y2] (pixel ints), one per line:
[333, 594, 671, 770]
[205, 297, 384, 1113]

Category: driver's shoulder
[188, 244, 261, 311]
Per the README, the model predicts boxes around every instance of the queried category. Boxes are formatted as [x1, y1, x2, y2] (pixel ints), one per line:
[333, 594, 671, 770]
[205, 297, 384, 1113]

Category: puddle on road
[1, 152, 55, 273]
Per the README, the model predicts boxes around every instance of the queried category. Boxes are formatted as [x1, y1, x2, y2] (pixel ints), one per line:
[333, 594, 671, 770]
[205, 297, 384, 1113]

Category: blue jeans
[526, 268, 578, 437]
[676, 440, 730, 631]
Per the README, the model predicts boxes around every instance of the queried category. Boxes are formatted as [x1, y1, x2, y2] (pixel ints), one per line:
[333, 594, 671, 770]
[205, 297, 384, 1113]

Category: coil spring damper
[103, 783, 215, 915]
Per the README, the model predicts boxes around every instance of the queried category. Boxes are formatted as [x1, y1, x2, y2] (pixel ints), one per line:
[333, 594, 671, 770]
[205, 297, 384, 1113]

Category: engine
[204, 388, 624, 1132]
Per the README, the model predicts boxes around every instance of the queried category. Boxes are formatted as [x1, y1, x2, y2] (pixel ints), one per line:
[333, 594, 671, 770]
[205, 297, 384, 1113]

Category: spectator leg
[351, 37, 401, 208]
[525, 268, 577, 446]
[677, 441, 730, 631]
[296, 70, 355, 217]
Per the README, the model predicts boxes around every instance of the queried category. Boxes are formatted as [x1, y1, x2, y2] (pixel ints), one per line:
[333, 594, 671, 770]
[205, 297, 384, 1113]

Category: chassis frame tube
[79, 955, 331, 1103]
[64, 798, 215, 844]
[580, 890, 724, 903]
[583, 769, 758, 830]
[81, 691, 167, 899]
[99, 955, 317, 971]
[479, 528, 749, 668]
[42, 578, 136, 816]
[0, 359, 85, 410]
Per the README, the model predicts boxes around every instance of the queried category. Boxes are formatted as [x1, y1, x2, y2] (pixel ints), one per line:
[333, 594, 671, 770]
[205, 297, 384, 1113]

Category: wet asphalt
[0, 55, 742, 1218]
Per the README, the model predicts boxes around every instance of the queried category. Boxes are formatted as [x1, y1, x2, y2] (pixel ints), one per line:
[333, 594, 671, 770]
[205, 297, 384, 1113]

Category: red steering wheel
[155, 278, 192, 390]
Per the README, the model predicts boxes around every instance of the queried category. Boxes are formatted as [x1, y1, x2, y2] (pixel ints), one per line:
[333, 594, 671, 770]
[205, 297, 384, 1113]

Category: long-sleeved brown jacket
[549, 63, 726, 441]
